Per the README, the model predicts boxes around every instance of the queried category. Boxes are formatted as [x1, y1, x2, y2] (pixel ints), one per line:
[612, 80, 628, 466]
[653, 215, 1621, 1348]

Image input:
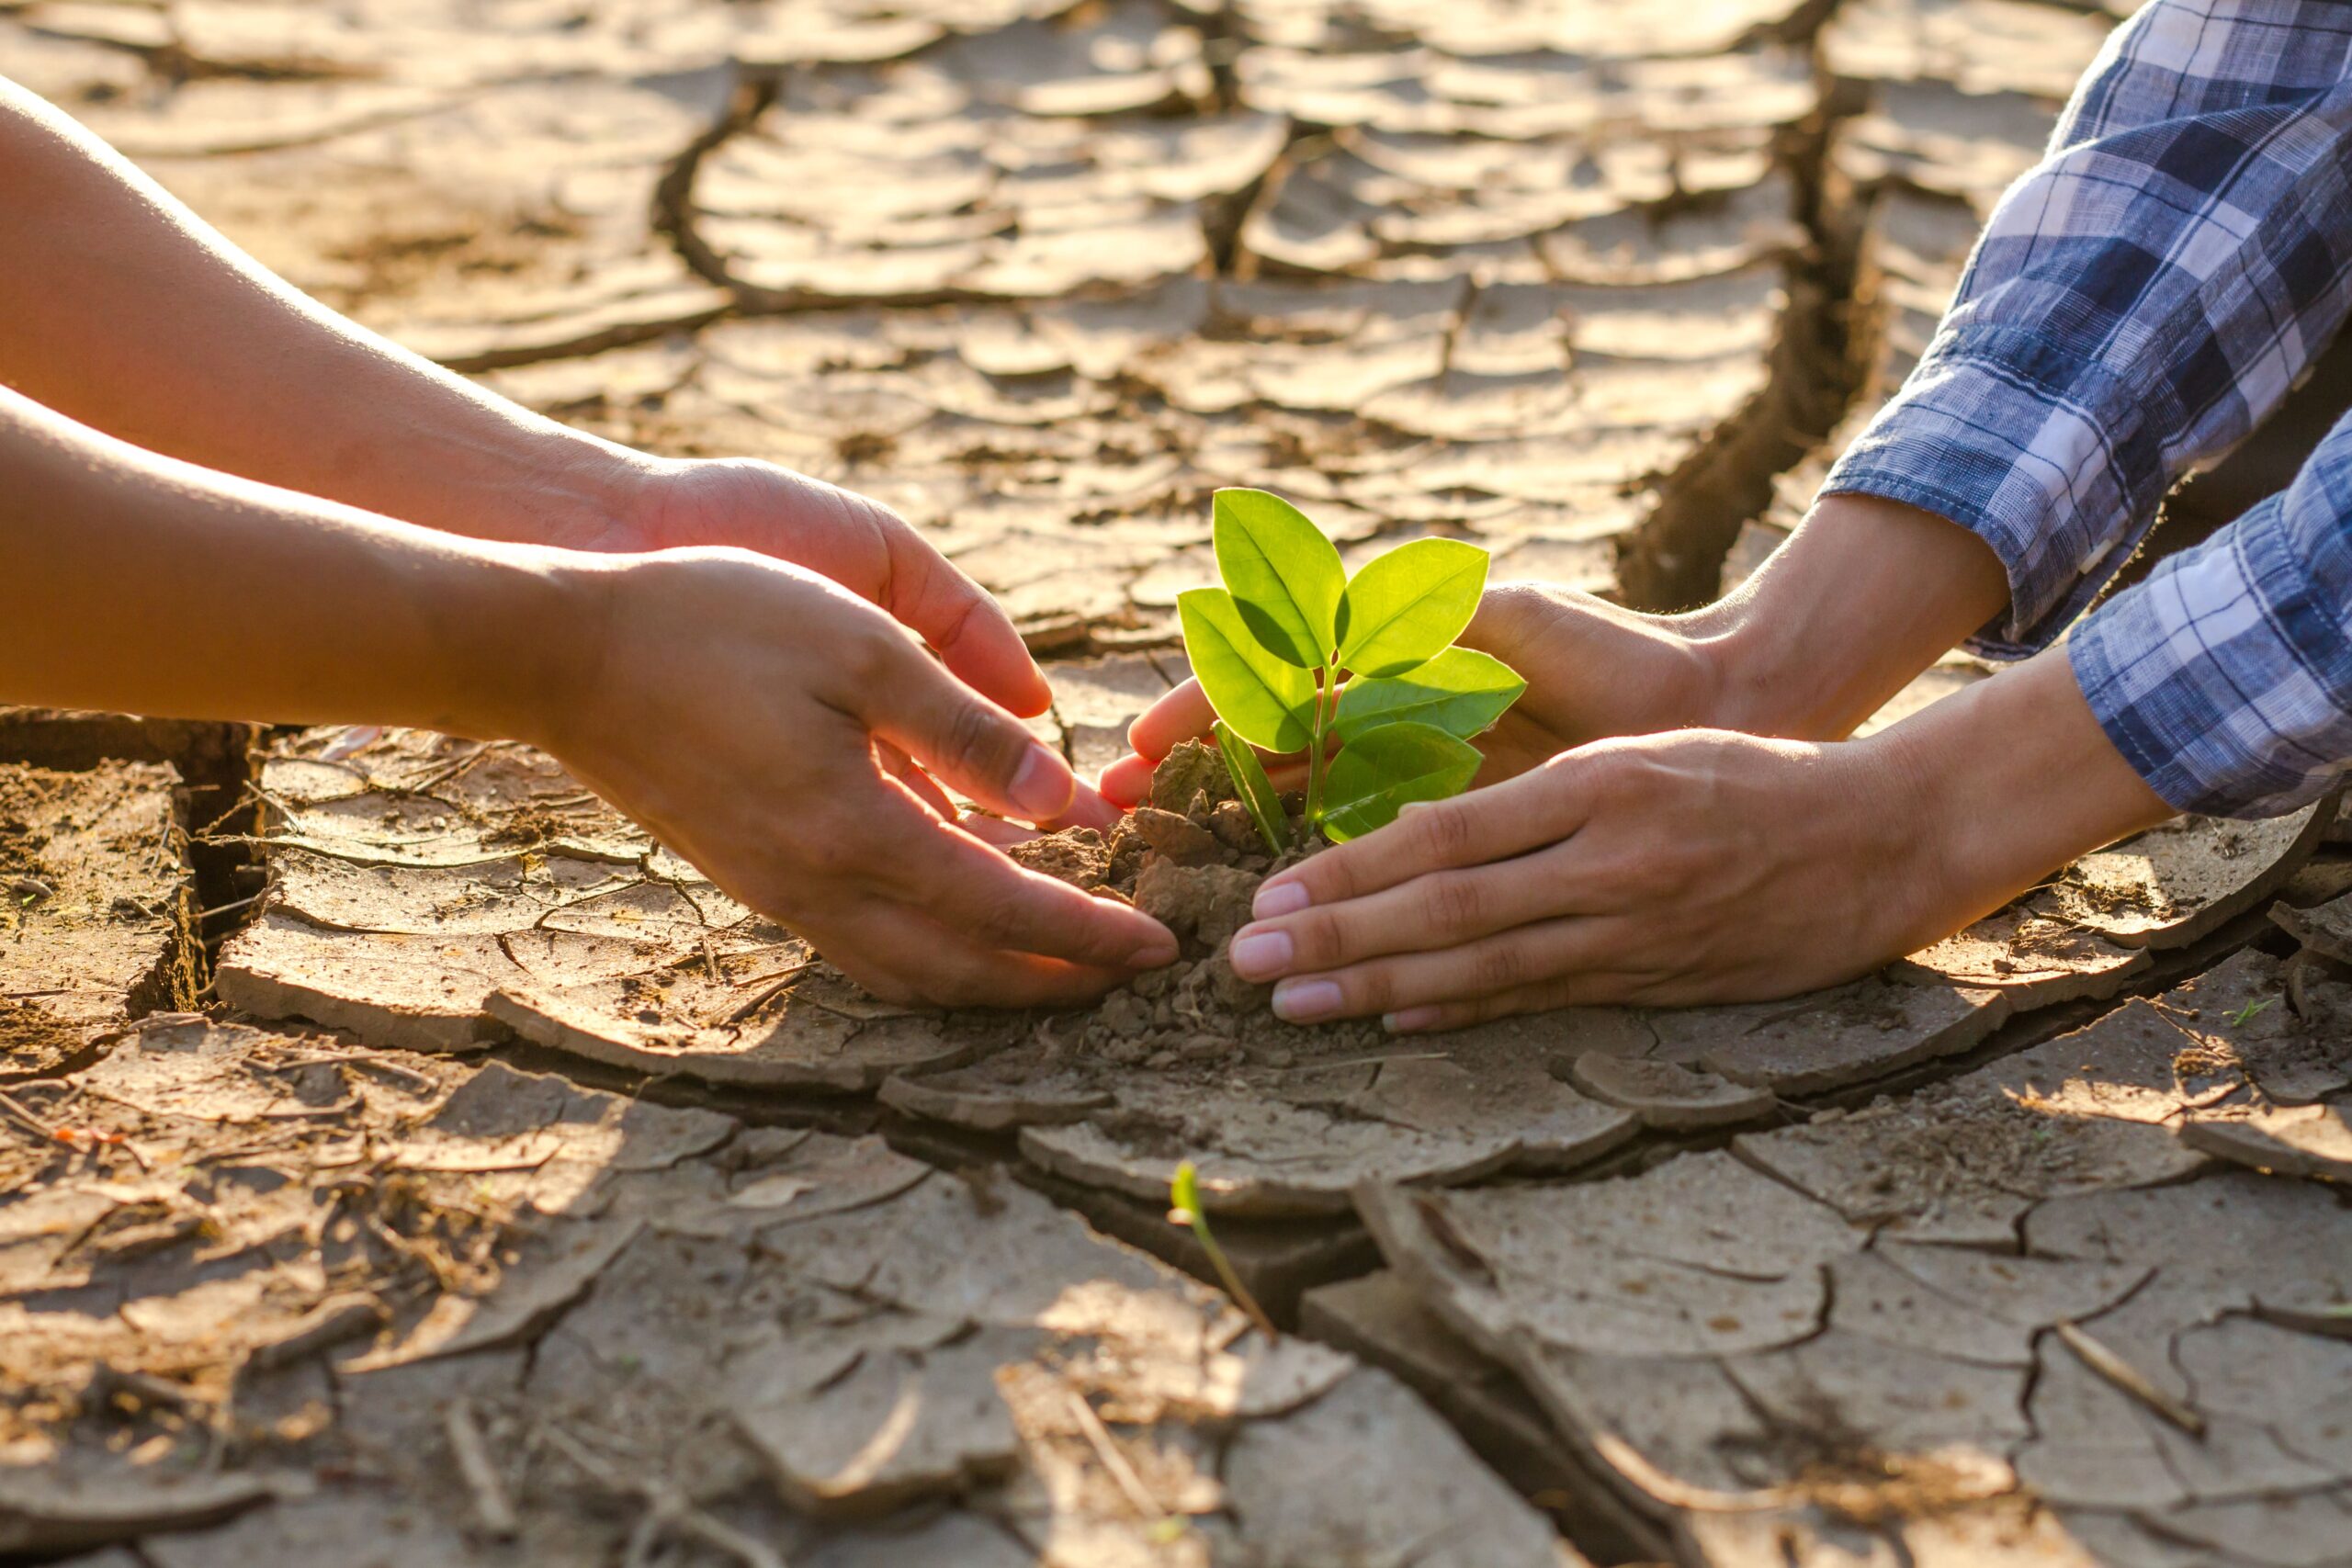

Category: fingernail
[1272, 978, 1342, 1023]
[1253, 881, 1310, 919]
[1127, 929, 1180, 968]
[1229, 926, 1294, 980]
[1010, 744, 1075, 821]
[1384, 1006, 1442, 1033]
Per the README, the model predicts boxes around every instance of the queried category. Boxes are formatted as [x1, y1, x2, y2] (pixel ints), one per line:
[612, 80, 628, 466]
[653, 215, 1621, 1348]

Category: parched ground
[9, 3, 2352, 1566]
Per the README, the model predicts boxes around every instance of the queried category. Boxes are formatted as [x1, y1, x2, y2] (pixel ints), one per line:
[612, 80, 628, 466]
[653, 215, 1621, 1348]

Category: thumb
[852, 636, 1078, 825]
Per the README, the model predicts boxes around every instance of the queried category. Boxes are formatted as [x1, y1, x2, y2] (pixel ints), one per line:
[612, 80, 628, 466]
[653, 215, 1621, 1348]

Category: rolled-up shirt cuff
[2068, 491, 2352, 818]
[1821, 322, 2163, 660]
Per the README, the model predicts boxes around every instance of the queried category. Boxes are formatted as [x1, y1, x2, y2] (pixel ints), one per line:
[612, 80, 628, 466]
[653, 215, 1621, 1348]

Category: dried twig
[721, 963, 818, 1026]
[445, 1397, 519, 1539]
[539, 1423, 786, 1568]
[0, 1089, 54, 1139]
[1065, 1390, 1165, 1522]
[2052, 1319, 2205, 1435]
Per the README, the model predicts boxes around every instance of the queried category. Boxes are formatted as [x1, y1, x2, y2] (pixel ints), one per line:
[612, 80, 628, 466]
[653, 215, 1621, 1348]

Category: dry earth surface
[10, 2, 2352, 1566]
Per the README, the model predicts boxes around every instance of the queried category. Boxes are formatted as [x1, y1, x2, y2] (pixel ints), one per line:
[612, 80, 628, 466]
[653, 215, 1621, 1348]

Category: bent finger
[862, 803, 1177, 971]
[1125, 679, 1216, 762]
[877, 739, 958, 820]
[1099, 750, 1158, 810]
[847, 632, 1082, 825]
[808, 900, 1136, 1009]
[856, 490, 1051, 718]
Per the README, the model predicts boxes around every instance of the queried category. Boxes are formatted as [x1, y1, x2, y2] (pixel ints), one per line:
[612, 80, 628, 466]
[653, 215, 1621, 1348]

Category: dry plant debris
[0, 1017, 1569, 1565]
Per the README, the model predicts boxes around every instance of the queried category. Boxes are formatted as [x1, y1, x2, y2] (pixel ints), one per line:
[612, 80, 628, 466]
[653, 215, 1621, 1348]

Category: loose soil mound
[1008, 739, 1379, 1067]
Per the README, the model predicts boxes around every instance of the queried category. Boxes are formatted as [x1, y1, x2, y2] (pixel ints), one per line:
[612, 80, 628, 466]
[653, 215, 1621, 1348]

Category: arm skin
[1114, 493, 2173, 1021]
[0, 78, 1171, 1004]
[0, 386, 1178, 1005]
[0, 76, 1079, 750]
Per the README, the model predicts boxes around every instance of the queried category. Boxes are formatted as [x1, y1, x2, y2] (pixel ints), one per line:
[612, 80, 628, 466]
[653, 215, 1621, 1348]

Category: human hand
[1215, 651, 2173, 1027]
[1098, 581, 1719, 806]
[532, 547, 1178, 1007]
[580, 455, 1115, 829]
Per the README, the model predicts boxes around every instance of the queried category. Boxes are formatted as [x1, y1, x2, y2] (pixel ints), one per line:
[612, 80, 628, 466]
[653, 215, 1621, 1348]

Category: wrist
[1863, 649, 2174, 949]
[1682, 492, 2011, 741]
[422, 540, 617, 749]
[493, 424, 659, 552]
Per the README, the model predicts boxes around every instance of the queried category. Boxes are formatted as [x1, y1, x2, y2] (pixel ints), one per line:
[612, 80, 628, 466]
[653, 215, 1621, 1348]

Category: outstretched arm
[0, 76, 627, 551]
[0, 76, 1064, 730]
[0, 385, 1175, 1006]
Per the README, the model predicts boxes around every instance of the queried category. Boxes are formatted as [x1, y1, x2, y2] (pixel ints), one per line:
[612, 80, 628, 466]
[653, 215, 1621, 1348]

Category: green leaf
[1215, 720, 1291, 855]
[1334, 647, 1525, 743]
[1213, 488, 1344, 669]
[1336, 538, 1490, 678]
[1319, 721, 1482, 842]
[1179, 588, 1316, 752]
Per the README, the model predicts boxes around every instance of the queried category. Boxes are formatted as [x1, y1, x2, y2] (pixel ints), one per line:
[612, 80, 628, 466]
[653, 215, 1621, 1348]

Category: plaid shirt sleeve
[1820, 0, 2352, 816]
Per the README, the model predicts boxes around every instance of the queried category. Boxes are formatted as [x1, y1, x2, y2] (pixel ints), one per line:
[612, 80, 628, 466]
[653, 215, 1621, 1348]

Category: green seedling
[1179, 489, 1523, 849]
[1168, 1160, 1277, 1343]
[2227, 998, 2275, 1028]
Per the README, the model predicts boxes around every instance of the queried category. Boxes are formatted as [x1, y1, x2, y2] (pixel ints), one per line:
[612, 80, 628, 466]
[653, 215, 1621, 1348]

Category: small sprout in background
[2227, 998, 2275, 1028]
[1178, 489, 1524, 852]
[1168, 1160, 1277, 1343]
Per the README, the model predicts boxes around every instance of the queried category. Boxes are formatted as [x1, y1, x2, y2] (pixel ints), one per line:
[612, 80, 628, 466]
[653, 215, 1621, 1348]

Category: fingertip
[1251, 880, 1310, 919]
[1098, 753, 1155, 810]
[1126, 680, 1212, 759]
[1052, 779, 1123, 832]
[946, 639, 1052, 719]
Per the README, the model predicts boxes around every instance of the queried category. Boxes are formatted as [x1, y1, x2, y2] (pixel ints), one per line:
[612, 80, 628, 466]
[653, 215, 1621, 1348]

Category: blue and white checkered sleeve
[1822, 0, 2352, 659]
[2073, 409, 2352, 816]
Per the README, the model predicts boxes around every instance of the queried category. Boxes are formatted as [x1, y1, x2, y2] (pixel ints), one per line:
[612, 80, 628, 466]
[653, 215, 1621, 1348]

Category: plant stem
[1305, 664, 1333, 830]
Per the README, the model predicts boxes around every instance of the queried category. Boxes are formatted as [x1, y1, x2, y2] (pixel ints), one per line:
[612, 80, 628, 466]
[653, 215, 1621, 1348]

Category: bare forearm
[0, 79, 639, 547]
[0, 384, 582, 737]
[1872, 648, 2176, 944]
[1691, 492, 2012, 740]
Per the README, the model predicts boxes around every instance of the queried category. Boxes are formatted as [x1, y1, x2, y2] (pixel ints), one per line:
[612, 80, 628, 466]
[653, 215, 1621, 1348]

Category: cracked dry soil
[11, 1, 2352, 1565]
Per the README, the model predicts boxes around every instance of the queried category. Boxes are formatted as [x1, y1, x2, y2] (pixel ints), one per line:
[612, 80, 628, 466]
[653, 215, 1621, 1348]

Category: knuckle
[1423, 872, 1485, 935]
[1470, 940, 1527, 992]
[1287, 909, 1340, 966]
[1349, 966, 1397, 1014]
[1411, 801, 1475, 863]
[841, 625, 903, 688]
[944, 698, 1018, 778]
[964, 889, 1035, 949]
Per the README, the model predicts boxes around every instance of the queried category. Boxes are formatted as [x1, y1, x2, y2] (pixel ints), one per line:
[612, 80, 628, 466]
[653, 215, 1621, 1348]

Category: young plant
[1178, 489, 1524, 849]
[1168, 1160, 1277, 1342]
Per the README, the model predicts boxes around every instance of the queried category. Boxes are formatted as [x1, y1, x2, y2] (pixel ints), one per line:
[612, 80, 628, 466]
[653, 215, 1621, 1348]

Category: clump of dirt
[1009, 740, 1378, 1067]
[481, 807, 574, 849]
